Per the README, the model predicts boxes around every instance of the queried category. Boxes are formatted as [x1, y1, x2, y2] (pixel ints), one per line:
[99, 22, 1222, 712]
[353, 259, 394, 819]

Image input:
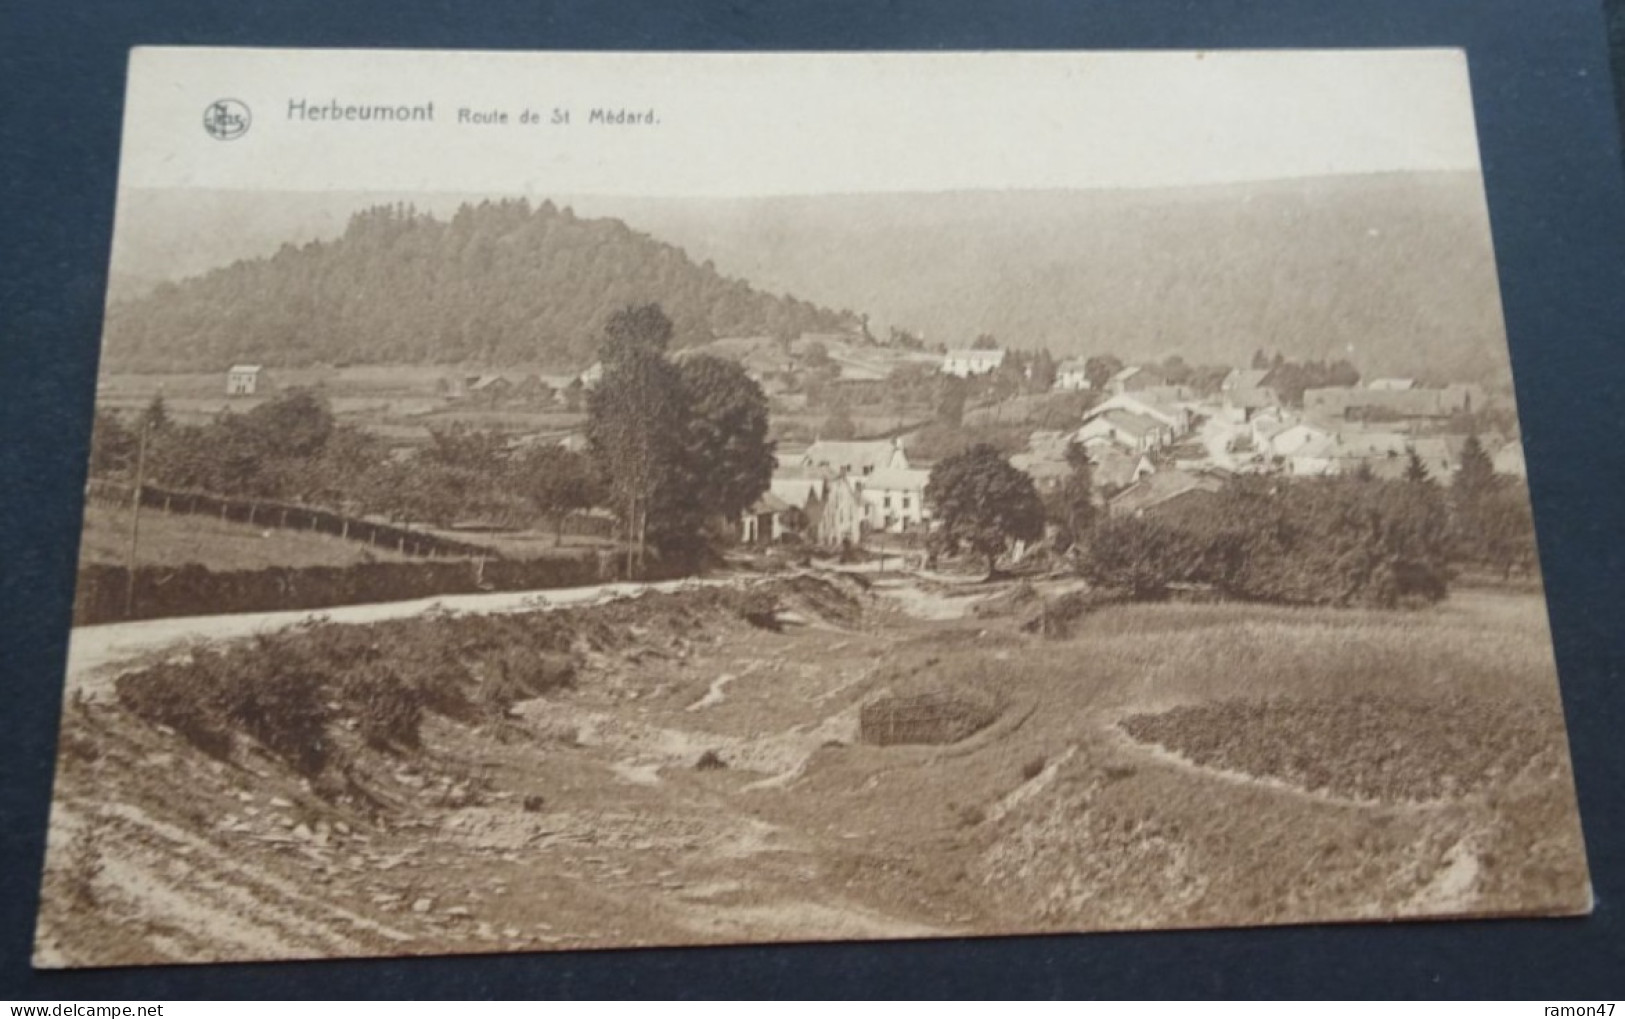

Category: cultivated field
[35, 572, 1588, 965]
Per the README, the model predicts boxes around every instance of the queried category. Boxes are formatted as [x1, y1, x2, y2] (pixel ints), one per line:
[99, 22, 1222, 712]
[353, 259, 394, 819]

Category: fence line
[86, 479, 496, 560]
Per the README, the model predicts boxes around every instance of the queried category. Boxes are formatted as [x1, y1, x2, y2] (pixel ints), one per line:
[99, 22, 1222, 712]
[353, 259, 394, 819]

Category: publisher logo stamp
[203, 99, 251, 140]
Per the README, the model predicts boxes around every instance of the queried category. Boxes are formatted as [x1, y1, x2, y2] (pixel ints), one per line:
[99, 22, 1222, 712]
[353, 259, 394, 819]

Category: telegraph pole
[124, 417, 150, 620]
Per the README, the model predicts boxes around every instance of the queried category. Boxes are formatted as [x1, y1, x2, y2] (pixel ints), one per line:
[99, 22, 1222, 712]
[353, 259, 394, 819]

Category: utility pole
[124, 417, 150, 620]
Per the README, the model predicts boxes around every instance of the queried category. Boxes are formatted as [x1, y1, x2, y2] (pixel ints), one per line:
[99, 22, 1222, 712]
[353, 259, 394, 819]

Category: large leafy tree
[140, 394, 172, 434]
[676, 354, 775, 526]
[925, 443, 1046, 575]
[512, 445, 602, 545]
[1051, 441, 1097, 547]
[1451, 434, 1523, 570]
[587, 304, 694, 570]
[1083, 354, 1125, 391]
[1027, 348, 1058, 392]
[1477, 483, 1539, 579]
[240, 388, 334, 460]
[1081, 516, 1206, 600]
[88, 409, 137, 476]
[1454, 434, 1497, 499]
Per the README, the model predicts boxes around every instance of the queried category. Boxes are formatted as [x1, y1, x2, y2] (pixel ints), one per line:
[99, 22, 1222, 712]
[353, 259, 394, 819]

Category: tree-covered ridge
[102, 198, 859, 370]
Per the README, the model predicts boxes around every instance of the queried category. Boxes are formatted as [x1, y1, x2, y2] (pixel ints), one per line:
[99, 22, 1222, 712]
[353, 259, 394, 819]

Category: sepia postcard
[36, 46, 1591, 967]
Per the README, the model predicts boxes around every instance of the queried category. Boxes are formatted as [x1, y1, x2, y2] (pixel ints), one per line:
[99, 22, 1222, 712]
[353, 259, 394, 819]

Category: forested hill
[100, 199, 858, 370]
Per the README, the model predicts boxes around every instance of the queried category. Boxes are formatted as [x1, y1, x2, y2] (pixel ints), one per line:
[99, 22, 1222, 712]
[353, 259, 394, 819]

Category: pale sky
[118, 47, 1483, 198]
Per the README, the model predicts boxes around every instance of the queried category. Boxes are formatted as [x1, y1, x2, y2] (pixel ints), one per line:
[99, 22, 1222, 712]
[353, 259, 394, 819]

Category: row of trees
[90, 392, 604, 537]
[1081, 476, 1454, 608]
[921, 435, 1535, 609]
[1078, 440, 1536, 607]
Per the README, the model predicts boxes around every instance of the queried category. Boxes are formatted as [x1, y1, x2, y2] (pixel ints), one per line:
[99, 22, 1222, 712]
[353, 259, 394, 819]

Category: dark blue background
[3, 0, 1624, 999]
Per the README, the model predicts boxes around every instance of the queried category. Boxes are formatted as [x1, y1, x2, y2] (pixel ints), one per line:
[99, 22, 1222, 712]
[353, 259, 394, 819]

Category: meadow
[77, 502, 414, 572]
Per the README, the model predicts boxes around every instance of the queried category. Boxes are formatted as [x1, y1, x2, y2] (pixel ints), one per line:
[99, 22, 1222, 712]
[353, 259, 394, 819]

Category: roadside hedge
[73, 552, 699, 625]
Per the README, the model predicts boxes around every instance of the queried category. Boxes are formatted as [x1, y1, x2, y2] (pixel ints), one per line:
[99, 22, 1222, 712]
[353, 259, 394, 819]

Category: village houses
[857, 467, 935, 532]
[797, 438, 910, 476]
[1074, 409, 1168, 454]
[1218, 368, 1280, 423]
[745, 439, 926, 546]
[728, 345, 1523, 550]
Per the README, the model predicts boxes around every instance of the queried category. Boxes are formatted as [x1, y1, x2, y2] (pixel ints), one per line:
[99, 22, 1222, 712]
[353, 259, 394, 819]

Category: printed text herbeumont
[287, 99, 435, 123]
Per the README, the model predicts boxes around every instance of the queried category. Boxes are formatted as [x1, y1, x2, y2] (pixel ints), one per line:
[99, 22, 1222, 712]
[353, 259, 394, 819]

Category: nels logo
[203, 99, 251, 140]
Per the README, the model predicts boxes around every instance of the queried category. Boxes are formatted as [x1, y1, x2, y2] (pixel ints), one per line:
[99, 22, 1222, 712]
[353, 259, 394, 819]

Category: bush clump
[340, 663, 424, 749]
[1081, 476, 1452, 609]
[736, 588, 782, 631]
[116, 661, 234, 760]
[221, 662, 330, 775]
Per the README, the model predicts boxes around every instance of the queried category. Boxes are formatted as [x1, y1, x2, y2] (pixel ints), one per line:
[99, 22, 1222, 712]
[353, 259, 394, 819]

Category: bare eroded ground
[35, 573, 1591, 966]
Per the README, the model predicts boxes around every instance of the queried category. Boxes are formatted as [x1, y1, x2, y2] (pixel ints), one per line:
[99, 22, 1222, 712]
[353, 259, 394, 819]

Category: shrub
[340, 663, 424, 749]
[737, 589, 782, 631]
[115, 660, 233, 760]
[474, 645, 575, 715]
[220, 660, 331, 776]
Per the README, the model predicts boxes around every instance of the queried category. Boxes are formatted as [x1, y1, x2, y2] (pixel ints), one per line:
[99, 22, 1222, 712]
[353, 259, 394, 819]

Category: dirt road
[63, 575, 740, 700]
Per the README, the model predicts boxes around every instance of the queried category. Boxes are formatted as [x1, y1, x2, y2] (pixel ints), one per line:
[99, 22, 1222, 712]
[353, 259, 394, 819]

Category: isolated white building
[1053, 359, 1092, 391]
[940, 348, 1007, 377]
[225, 365, 264, 396]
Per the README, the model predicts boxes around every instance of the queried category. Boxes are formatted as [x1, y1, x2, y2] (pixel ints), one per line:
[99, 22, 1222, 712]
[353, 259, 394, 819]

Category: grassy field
[415, 525, 620, 560]
[78, 502, 415, 571]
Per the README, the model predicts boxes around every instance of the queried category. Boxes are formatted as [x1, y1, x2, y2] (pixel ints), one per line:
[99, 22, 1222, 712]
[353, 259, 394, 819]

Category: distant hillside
[101, 198, 857, 370]
[565, 173, 1513, 384]
[103, 173, 1514, 383]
